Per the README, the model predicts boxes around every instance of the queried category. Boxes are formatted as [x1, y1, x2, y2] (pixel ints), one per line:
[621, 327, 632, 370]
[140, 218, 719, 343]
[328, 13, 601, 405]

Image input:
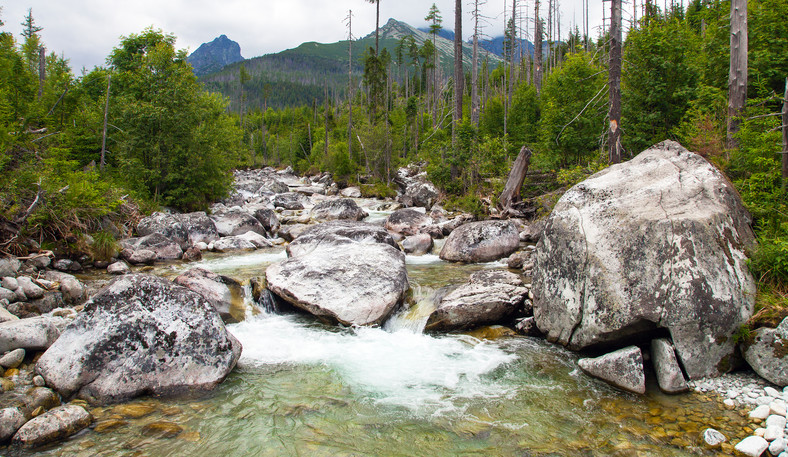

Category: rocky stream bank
[0, 141, 785, 456]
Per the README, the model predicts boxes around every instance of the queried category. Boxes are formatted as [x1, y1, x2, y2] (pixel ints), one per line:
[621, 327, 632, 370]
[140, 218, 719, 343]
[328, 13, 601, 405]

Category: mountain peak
[188, 35, 244, 76]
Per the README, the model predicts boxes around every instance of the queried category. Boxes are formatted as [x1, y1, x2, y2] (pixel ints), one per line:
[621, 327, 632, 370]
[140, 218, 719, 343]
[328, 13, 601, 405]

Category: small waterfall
[384, 285, 441, 334]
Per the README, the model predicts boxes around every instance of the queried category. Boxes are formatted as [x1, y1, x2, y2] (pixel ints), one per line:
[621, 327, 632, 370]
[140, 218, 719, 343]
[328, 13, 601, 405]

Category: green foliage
[90, 230, 118, 261]
[537, 53, 605, 169]
[622, 15, 700, 154]
[360, 182, 397, 199]
[109, 28, 241, 211]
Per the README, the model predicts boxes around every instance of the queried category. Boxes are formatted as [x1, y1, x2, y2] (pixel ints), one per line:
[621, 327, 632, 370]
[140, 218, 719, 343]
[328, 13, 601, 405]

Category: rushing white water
[229, 313, 517, 416]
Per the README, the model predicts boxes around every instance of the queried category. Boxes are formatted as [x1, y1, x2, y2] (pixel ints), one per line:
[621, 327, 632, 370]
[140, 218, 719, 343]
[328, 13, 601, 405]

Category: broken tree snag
[782, 77, 788, 187]
[608, 0, 623, 164]
[726, 0, 748, 148]
[499, 146, 532, 217]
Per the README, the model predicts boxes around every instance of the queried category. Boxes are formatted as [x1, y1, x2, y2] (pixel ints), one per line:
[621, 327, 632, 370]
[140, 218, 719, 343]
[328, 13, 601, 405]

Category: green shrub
[91, 230, 119, 261]
[360, 182, 397, 199]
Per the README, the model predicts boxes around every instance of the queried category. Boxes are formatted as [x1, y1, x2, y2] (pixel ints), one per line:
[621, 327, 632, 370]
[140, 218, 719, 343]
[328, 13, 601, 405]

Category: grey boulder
[176, 211, 220, 246]
[273, 192, 308, 210]
[0, 407, 26, 442]
[384, 208, 433, 237]
[425, 270, 529, 331]
[41, 271, 86, 305]
[267, 223, 408, 326]
[578, 346, 646, 394]
[0, 258, 21, 278]
[286, 221, 398, 258]
[651, 338, 689, 393]
[12, 405, 92, 447]
[121, 233, 183, 261]
[533, 141, 756, 379]
[211, 208, 266, 237]
[439, 220, 520, 263]
[310, 198, 368, 222]
[401, 233, 433, 255]
[0, 314, 72, 353]
[137, 212, 188, 248]
[743, 317, 788, 387]
[174, 268, 248, 323]
[35, 274, 241, 403]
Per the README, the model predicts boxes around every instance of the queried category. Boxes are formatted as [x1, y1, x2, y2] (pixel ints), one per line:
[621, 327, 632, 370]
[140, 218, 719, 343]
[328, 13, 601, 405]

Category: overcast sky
[1, 0, 610, 72]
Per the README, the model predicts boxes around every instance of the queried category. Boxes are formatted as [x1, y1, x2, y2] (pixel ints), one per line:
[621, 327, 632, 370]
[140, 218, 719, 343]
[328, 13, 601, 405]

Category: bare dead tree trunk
[471, 0, 481, 127]
[453, 0, 463, 144]
[100, 73, 111, 172]
[499, 146, 532, 217]
[534, 0, 543, 95]
[324, 80, 330, 157]
[782, 78, 788, 187]
[609, 0, 622, 164]
[509, 0, 517, 121]
[346, 11, 354, 165]
[726, 0, 748, 148]
[37, 47, 45, 100]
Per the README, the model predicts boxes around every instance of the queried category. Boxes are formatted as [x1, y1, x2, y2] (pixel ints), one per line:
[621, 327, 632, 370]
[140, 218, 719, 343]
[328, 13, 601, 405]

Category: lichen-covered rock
[384, 209, 433, 237]
[439, 220, 520, 263]
[174, 268, 247, 323]
[253, 208, 280, 235]
[267, 224, 408, 326]
[340, 187, 362, 198]
[273, 192, 308, 210]
[121, 233, 183, 261]
[175, 211, 220, 246]
[12, 405, 92, 447]
[743, 317, 788, 387]
[210, 208, 266, 237]
[578, 346, 646, 394]
[35, 274, 241, 403]
[0, 258, 21, 278]
[286, 221, 398, 258]
[310, 199, 368, 222]
[107, 261, 130, 275]
[533, 141, 756, 379]
[425, 270, 529, 331]
[651, 338, 690, 393]
[120, 248, 156, 265]
[210, 237, 257, 253]
[137, 212, 188, 248]
[0, 407, 26, 442]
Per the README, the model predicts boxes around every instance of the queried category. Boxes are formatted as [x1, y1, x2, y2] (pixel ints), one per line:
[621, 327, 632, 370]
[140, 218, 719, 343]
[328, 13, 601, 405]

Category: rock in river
[578, 346, 646, 394]
[174, 268, 247, 323]
[742, 316, 788, 387]
[425, 270, 529, 331]
[310, 198, 367, 222]
[267, 222, 408, 326]
[439, 220, 520, 263]
[12, 404, 92, 447]
[533, 141, 756, 379]
[36, 274, 241, 404]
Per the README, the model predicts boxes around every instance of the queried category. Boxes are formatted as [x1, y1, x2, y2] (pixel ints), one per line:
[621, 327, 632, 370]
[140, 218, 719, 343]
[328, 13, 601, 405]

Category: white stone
[765, 425, 783, 441]
[723, 399, 736, 409]
[751, 405, 772, 420]
[766, 387, 782, 398]
[754, 427, 766, 437]
[702, 428, 727, 447]
[771, 438, 787, 455]
[766, 415, 787, 429]
[735, 436, 769, 457]
[771, 400, 787, 417]
[757, 396, 773, 406]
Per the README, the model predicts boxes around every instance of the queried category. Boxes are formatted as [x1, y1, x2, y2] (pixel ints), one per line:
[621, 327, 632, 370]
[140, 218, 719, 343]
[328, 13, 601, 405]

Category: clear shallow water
[13, 250, 749, 457]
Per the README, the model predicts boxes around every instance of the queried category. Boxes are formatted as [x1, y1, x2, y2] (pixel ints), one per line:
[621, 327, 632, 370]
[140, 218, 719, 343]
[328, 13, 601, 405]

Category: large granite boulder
[384, 208, 433, 237]
[174, 268, 247, 323]
[136, 212, 188, 248]
[439, 220, 520, 263]
[425, 270, 529, 331]
[210, 208, 266, 237]
[533, 141, 756, 379]
[310, 199, 368, 222]
[175, 212, 220, 246]
[36, 274, 241, 403]
[253, 208, 280, 235]
[286, 221, 398, 258]
[121, 233, 183, 261]
[742, 317, 788, 387]
[267, 223, 408, 326]
[273, 193, 308, 210]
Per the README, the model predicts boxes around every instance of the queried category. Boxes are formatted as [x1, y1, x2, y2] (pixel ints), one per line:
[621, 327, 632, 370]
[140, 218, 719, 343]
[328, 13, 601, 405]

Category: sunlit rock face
[533, 140, 756, 379]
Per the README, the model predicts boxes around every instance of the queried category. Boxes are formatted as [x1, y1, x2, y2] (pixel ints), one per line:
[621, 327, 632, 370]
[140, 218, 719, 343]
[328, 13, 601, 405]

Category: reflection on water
[14, 250, 749, 457]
